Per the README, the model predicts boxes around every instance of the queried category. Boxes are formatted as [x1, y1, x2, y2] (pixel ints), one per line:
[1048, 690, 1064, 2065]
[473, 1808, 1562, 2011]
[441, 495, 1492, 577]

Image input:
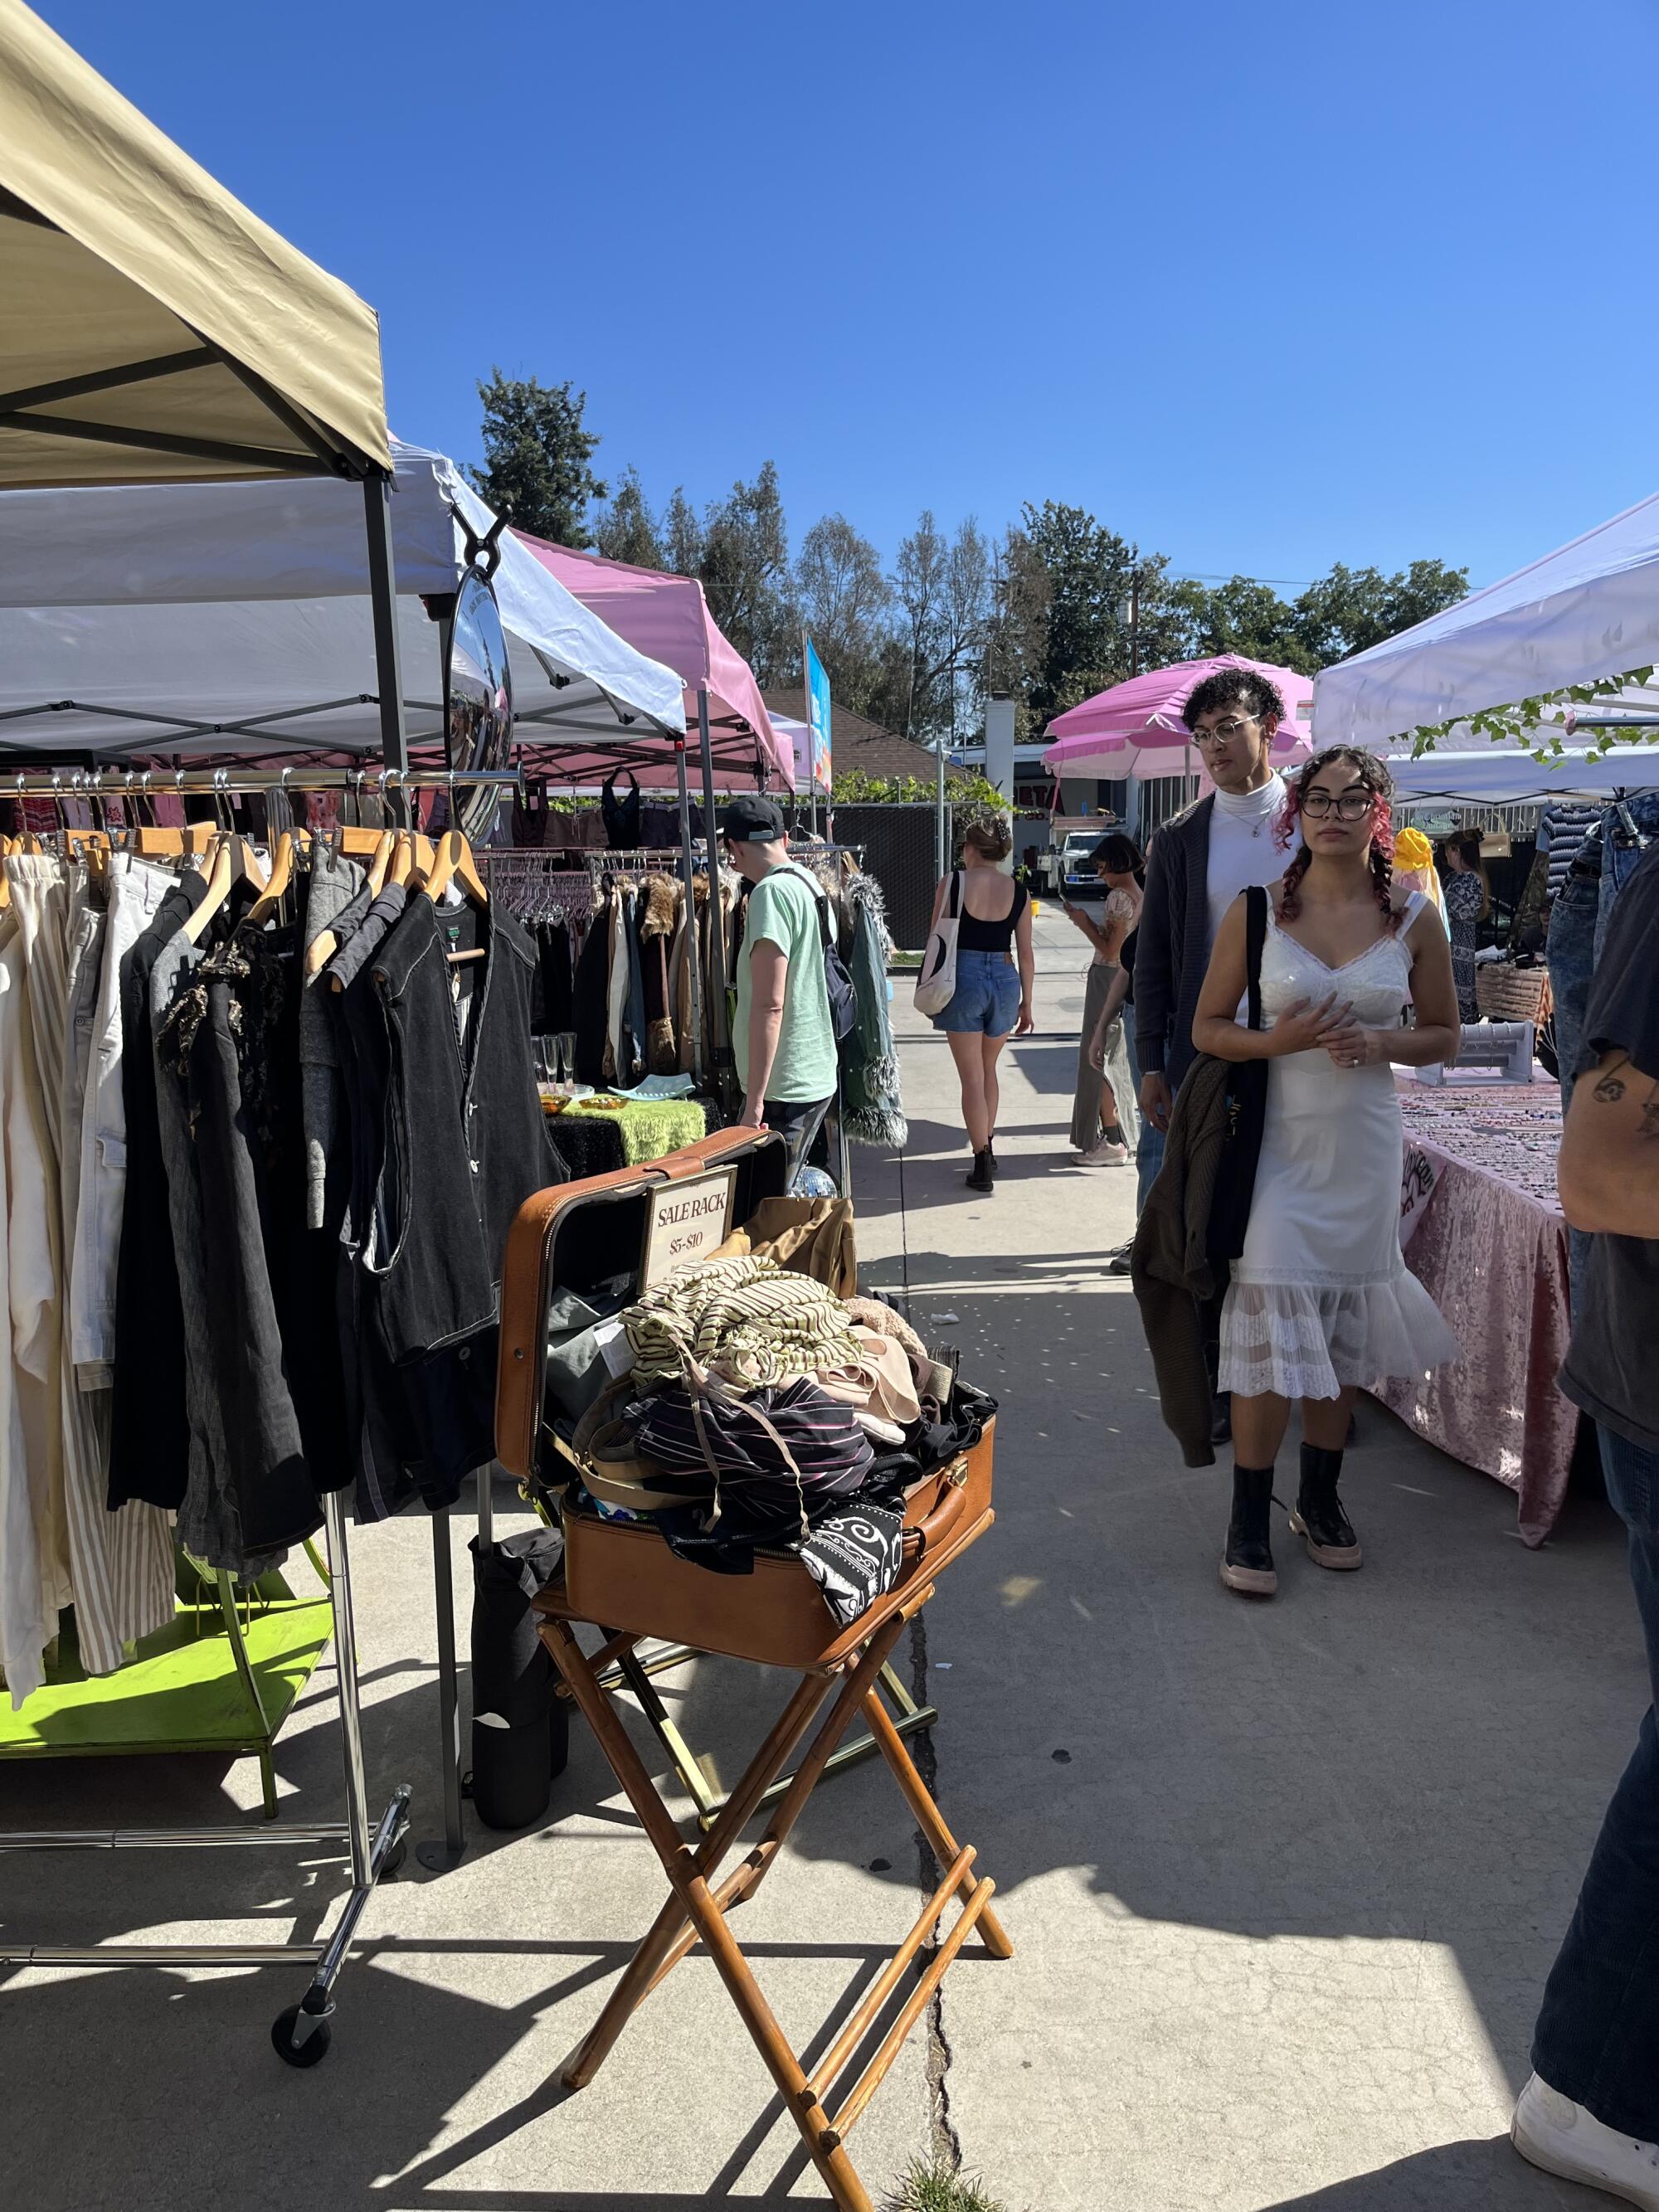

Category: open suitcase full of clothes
[494, 1130, 995, 1670]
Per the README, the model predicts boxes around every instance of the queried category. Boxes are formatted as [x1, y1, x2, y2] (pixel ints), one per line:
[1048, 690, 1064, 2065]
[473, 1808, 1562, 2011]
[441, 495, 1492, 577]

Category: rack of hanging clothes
[578, 845, 746, 1093]
[0, 763, 536, 2054]
[474, 853, 597, 1091]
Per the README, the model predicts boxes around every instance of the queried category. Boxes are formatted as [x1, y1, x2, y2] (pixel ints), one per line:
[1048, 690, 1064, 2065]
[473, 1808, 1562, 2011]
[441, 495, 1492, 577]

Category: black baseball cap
[720, 795, 787, 843]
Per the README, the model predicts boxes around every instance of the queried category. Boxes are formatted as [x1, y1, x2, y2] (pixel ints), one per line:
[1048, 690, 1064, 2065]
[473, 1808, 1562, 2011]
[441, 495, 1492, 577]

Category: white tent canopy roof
[0, 440, 686, 758]
[1313, 486, 1659, 749]
[1388, 745, 1659, 805]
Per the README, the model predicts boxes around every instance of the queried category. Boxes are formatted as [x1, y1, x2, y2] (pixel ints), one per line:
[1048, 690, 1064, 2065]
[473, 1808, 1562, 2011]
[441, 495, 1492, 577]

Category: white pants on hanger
[7, 858, 173, 1681]
[70, 858, 173, 1381]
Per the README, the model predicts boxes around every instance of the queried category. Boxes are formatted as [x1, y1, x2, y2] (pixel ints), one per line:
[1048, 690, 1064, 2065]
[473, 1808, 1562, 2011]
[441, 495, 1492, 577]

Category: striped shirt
[1540, 805, 1599, 899]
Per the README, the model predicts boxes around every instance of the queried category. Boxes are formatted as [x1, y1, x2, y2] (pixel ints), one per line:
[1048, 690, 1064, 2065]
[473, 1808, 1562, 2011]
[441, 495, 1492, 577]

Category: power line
[1168, 569, 1317, 590]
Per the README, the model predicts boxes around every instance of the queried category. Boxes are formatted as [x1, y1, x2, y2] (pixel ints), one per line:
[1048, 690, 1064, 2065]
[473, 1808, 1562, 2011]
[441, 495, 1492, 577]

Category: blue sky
[43, 0, 1659, 592]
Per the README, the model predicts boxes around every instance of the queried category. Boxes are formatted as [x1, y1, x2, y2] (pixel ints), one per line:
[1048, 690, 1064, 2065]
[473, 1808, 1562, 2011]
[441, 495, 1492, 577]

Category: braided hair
[1273, 746, 1398, 925]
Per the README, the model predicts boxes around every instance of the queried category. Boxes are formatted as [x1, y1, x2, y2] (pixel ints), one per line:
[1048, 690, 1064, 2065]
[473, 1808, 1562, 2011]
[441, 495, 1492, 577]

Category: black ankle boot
[1221, 1465, 1277, 1596]
[966, 1148, 994, 1193]
[1291, 1444, 1362, 1569]
[985, 1139, 1000, 1176]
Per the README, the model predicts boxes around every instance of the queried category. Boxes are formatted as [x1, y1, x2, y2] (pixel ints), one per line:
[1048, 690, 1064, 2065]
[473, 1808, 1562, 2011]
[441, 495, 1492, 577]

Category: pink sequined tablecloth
[1376, 1082, 1577, 1545]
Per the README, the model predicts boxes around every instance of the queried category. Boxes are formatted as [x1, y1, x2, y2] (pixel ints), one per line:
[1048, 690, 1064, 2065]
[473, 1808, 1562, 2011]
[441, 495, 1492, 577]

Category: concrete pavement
[0, 905, 1641, 2212]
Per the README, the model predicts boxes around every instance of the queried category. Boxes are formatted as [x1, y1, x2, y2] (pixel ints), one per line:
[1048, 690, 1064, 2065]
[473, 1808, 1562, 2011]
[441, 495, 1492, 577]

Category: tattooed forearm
[1593, 1054, 1630, 1103]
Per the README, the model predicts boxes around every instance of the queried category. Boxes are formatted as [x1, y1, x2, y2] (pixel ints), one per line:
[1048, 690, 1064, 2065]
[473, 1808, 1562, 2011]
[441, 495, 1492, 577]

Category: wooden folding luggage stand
[533, 1510, 1011, 2212]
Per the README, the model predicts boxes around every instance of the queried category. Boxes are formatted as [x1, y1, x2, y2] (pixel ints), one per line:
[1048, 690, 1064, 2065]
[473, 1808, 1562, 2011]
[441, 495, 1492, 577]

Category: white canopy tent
[1386, 746, 1659, 805]
[1313, 484, 1659, 756]
[0, 440, 685, 760]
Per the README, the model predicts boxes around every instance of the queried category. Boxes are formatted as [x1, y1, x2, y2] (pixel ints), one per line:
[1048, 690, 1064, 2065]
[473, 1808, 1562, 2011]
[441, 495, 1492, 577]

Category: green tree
[592, 465, 666, 568]
[467, 370, 606, 547]
[890, 512, 991, 746]
[1292, 557, 1468, 665]
[1165, 572, 1316, 673]
[980, 524, 1051, 736]
[796, 513, 892, 712]
[662, 486, 703, 577]
[698, 461, 795, 683]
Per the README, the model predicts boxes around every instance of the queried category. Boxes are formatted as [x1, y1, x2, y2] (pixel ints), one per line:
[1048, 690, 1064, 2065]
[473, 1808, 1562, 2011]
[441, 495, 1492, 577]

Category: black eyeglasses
[1300, 790, 1374, 821]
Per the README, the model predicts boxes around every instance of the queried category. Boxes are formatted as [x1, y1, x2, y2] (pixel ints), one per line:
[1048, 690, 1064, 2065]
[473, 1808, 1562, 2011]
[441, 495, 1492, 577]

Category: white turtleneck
[1205, 772, 1287, 949]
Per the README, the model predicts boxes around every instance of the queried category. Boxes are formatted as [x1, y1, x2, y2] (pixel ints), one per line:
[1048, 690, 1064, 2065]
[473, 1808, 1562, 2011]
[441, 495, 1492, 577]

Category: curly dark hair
[1273, 745, 1397, 924]
[1180, 668, 1287, 732]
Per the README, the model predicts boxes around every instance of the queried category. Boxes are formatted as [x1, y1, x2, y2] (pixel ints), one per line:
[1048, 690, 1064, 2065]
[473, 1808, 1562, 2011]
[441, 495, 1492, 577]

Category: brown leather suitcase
[495, 1128, 792, 1481]
[494, 1131, 995, 1665]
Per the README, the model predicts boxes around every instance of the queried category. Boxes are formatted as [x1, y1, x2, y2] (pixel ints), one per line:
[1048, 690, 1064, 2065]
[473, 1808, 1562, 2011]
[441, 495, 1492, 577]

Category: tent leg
[697, 686, 731, 1088]
[362, 473, 409, 776]
[674, 741, 705, 1087]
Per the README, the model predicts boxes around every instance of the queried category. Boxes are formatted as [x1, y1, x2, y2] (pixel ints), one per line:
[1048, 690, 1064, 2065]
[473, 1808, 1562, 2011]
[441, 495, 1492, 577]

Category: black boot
[966, 1147, 995, 1193]
[986, 1138, 1000, 1177]
[1291, 1444, 1362, 1569]
[1221, 1464, 1277, 1597]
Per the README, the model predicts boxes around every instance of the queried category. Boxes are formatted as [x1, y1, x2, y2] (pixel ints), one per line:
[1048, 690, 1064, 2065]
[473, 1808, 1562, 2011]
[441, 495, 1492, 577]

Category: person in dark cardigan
[1135, 670, 1290, 1443]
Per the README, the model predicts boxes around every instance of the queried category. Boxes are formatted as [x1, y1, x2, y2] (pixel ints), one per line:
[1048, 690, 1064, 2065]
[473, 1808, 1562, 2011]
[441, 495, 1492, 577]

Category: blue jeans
[1597, 793, 1659, 965]
[1532, 1425, 1659, 2140]
[1123, 1018, 1164, 1218]
[932, 948, 1021, 1038]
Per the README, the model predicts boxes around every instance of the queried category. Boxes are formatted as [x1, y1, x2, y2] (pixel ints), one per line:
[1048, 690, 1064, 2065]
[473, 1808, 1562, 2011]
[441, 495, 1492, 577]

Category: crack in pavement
[895, 1137, 963, 2176]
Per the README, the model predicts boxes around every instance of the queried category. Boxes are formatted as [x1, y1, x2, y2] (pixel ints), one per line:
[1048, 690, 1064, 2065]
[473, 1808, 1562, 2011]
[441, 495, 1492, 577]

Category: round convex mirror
[445, 566, 513, 842]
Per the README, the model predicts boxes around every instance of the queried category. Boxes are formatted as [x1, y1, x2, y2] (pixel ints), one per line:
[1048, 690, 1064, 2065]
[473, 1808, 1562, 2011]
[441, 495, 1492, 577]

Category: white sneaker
[1512, 2073, 1659, 2209]
[1073, 1139, 1129, 1167]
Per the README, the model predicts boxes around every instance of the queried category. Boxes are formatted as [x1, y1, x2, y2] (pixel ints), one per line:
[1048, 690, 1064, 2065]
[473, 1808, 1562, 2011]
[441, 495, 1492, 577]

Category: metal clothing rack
[0, 763, 525, 2051]
[475, 851, 594, 929]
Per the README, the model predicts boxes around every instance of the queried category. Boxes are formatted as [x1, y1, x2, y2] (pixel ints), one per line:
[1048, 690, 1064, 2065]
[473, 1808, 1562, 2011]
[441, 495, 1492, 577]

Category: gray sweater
[1134, 795, 1216, 1091]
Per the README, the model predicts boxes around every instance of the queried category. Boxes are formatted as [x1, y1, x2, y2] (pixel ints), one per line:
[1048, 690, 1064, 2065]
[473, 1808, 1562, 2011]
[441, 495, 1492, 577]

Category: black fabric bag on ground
[469, 1527, 568, 1830]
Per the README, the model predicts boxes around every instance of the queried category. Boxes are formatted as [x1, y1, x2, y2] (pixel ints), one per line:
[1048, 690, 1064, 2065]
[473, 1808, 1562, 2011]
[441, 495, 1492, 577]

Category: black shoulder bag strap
[1244, 884, 1268, 1032]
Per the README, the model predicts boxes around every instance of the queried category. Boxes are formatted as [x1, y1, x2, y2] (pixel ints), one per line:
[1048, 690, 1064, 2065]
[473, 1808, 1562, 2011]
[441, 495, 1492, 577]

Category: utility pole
[1129, 564, 1141, 678]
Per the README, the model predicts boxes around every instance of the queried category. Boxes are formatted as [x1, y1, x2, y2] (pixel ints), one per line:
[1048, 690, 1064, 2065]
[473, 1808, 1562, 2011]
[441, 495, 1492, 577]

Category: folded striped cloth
[623, 1253, 864, 1393]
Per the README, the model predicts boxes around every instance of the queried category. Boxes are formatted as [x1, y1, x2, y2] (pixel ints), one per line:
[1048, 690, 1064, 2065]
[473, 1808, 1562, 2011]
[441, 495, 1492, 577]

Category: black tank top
[956, 877, 1026, 953]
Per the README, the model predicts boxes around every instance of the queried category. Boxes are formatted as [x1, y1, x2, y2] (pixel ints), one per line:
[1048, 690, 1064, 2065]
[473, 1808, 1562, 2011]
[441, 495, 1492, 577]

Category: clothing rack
[0, 761, 528, 2048]
[475, 851, 595, 928]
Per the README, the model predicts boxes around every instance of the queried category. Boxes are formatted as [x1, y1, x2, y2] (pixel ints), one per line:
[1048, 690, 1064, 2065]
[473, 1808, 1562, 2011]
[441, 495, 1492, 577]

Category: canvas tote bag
[912, 871, 964, 1018]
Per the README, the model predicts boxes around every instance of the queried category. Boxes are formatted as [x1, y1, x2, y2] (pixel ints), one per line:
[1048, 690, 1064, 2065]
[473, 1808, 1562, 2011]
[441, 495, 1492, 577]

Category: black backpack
[814, 886, 858, 1045]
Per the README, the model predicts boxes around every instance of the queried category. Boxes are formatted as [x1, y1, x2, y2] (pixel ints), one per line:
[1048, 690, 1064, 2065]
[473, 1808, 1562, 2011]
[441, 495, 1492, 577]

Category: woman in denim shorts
[925, 818, 1035, 1192]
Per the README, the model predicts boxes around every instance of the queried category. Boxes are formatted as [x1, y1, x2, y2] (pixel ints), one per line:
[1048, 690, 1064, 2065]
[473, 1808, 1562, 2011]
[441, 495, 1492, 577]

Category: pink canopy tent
[1043, 654, 1315, 785]
[513, 535, 791, 790]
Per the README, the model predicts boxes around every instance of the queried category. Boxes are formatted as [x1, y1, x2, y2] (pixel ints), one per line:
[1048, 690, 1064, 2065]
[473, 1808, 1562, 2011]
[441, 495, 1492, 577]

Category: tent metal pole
[416, 1510, 468, 1873]
[674, 739, 706, 1086]
[697, 686, 731, 1075]
[362, 474, 409, 780]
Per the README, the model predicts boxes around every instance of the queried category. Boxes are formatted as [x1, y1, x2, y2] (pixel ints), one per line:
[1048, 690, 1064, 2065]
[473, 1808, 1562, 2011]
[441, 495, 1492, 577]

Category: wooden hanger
[420, 830, 489, 908]
[181, 832, 266, 946]
[181, 839, 235, 946]
[181, 820, 218, 858]
[246, 828, 308, 928]
[363, 829, 396, 897]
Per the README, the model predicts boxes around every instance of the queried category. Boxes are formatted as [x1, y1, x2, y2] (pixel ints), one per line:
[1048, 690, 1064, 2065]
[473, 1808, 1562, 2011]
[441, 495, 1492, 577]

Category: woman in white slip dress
[1191, 746, 1462, 1599]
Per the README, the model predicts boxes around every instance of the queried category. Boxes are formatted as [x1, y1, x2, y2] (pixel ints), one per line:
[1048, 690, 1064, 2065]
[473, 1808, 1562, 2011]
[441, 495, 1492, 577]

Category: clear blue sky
[43, 0, 1659, 591]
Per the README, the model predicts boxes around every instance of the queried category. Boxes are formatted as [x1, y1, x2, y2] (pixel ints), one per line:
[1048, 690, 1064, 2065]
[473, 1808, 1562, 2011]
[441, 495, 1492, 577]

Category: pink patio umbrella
[1043, 654, 1316, 787]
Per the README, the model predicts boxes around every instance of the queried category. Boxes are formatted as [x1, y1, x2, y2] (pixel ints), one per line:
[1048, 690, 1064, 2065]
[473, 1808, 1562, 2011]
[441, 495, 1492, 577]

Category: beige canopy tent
[0, 0, 387, 485]
[0, 1, 408, 761]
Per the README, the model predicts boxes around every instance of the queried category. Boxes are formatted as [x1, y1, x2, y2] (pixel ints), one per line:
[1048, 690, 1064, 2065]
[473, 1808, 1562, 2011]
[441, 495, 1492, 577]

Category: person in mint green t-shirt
[722, 795, 838, 1182]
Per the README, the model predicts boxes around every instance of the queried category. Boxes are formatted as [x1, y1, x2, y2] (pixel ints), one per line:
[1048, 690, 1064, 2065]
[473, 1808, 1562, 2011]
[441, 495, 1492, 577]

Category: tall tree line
[469, 371, 1468, 746]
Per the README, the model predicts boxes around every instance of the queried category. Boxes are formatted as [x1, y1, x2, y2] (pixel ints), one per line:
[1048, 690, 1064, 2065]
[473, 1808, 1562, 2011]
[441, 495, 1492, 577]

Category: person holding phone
[1066, 833, 1144, 1166]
